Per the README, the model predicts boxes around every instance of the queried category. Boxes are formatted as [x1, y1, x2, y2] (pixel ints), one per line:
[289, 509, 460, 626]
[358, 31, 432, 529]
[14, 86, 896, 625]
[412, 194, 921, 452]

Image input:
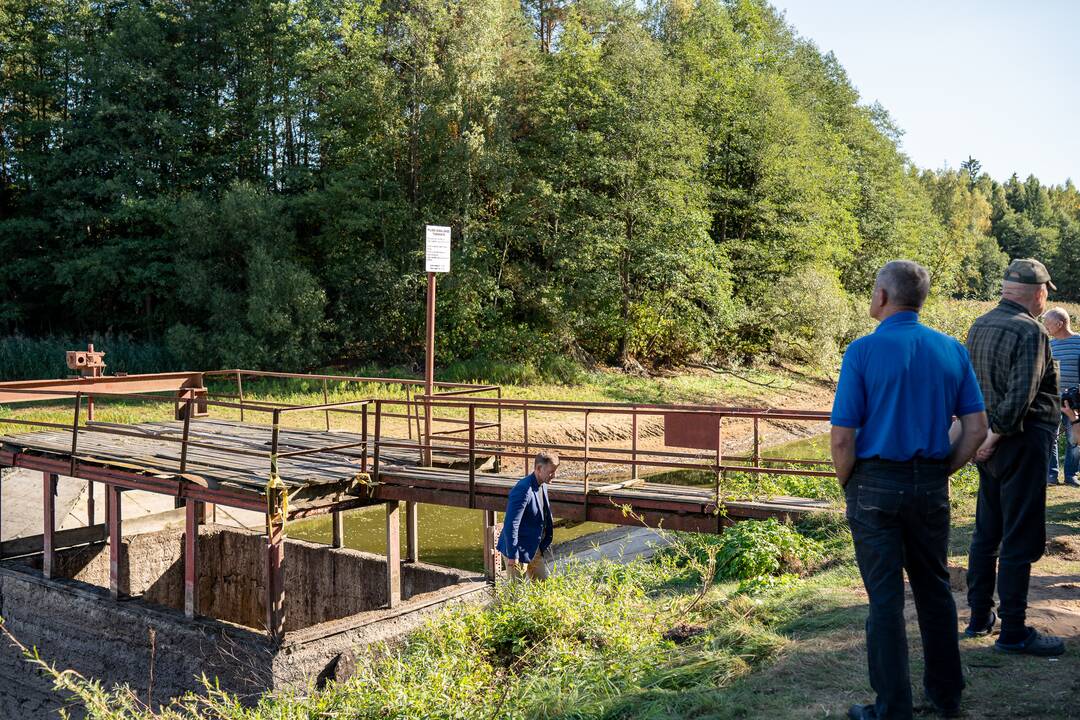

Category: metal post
[236, 371, 245, 423]
[523, 405, 530, 475]
[405, 385, 413, 440]
[69, 392, 81, 478]
[715, 417, 724, 530]
[752, 417, 761, 468]
[332, 511, 344, 548]
[583, 411, 590, 519]
[179, 392, 192, 474]
[406, 502, 418, 562]
[184, 501, 198, 618]
[373, 401, 382, 482]
[482, 510, 498, 579]
[424, 272, 436, 466]
[361, 404, 369, 473]
[385, 501, 401, 608]
[266, 518, 285, 641]
[322, 378, 330, 431]
[631, 408, 639, 481]
[109, 485, 122, 599]
[468, 405, 476, 509]
[43, 472, 56, 579]
[495, 386, 503, 472]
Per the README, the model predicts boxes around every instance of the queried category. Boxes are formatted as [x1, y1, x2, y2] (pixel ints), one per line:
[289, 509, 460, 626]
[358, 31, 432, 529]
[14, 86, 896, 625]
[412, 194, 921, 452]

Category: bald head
[875, 260, 930, 310]
[1045, 307, 1073, 338]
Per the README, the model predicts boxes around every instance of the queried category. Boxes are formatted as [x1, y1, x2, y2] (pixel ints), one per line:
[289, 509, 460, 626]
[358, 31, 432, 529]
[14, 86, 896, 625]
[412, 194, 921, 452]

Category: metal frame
[0, 368, 835, 642]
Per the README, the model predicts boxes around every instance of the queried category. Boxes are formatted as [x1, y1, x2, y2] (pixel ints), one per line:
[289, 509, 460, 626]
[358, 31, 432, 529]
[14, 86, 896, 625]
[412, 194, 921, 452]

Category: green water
[290, 434, 831, 571]
[289, 503, 608, 573]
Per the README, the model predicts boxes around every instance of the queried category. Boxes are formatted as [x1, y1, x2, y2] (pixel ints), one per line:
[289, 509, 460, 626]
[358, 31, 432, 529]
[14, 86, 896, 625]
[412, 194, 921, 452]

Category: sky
[773, 0, 1080, 186]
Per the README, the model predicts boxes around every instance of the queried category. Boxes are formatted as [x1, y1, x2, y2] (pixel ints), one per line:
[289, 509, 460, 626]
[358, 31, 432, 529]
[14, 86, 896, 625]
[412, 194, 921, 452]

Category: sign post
[423, 225, 451, 466]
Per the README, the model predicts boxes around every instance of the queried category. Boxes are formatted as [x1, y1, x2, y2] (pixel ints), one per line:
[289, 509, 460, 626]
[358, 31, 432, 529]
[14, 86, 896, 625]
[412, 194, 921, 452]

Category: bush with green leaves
[662, 519, 825, 586]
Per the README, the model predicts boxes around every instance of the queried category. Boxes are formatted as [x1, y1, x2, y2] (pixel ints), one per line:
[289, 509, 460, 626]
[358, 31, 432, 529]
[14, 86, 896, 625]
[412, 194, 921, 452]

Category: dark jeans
[968, 426, 1051, 638]
[846, 459, 963, 720]
[1048, 412, 1079, 484]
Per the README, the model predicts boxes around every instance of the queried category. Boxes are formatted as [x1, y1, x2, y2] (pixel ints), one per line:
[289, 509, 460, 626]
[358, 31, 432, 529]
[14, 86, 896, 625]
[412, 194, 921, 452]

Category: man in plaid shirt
[964, 258, 1065, 656]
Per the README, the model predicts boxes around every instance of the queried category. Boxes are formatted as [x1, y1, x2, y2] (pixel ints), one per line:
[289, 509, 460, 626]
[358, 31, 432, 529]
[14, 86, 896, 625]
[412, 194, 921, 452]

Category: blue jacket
[496, 473, 553, 563]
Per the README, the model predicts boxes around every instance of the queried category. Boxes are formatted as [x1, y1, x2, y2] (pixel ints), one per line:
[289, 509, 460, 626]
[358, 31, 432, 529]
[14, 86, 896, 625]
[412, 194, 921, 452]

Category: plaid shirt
[966, 299, 1060, 435]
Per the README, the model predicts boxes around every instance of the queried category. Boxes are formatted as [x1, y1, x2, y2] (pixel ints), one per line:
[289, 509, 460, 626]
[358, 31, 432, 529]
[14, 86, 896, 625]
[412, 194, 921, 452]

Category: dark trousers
[846, 460, 963, 720]
[967, 426, 1051, 637]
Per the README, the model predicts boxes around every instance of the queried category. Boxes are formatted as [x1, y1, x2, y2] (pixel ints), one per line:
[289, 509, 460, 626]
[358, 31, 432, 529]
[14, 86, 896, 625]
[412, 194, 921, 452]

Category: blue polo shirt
[831, 311, 985, 461]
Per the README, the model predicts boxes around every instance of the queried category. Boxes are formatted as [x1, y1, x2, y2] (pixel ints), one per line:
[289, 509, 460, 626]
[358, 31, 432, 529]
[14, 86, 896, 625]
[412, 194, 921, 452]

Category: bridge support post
[332, 510, 344, 548]
[386, 501, 401, 607]
[266, 517, 286, 641]
[184, 501, 199, 618]
[405, 501, 418, 562]
[42, 472, 57, 579]
[108, 485, 122, 599]
[482, 510, 499, 579]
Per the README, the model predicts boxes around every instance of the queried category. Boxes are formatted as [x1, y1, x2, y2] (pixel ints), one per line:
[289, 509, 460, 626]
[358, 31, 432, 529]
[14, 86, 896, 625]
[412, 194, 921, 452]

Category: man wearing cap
[964, 258, 1066, 656]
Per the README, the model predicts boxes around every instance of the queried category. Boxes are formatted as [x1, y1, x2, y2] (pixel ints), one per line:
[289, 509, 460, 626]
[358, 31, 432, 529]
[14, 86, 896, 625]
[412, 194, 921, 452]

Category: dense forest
[2, 0, 1079, 373]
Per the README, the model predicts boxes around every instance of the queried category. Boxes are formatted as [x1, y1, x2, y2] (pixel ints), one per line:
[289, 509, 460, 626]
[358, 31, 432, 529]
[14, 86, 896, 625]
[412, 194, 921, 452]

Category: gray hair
[876, 260, 930, 310]
[535, 451, 559, 468]
[1045, 307, 1072, 328]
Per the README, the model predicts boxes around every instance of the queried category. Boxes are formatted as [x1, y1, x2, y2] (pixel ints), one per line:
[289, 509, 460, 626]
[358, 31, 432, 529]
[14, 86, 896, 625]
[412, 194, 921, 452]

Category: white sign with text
[425, 225, 452, 273]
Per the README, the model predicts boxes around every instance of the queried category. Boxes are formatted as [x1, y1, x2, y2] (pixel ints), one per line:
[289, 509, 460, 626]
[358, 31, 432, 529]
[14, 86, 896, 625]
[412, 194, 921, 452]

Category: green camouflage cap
[1004, 258, 1056, 290]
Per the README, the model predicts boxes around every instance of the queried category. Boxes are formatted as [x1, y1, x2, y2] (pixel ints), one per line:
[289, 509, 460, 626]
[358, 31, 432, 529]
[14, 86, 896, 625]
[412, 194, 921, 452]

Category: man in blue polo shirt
[831, 260, 988, 720]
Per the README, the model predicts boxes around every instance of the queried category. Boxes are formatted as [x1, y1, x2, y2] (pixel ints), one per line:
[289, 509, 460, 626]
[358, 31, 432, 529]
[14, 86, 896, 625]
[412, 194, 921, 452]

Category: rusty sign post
[424, 225, 451, 465]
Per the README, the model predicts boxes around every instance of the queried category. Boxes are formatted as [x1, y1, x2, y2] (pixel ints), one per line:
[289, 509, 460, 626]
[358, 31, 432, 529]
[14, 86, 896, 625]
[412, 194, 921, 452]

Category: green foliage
[662, 519, 825, 584]
[7, 0, 1070, 373]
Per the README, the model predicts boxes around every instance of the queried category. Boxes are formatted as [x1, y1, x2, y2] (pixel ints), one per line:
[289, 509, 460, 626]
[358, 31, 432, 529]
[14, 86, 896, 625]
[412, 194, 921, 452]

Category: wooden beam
[108, 485, 122, 599]
[42, 472, 56, 578]
[385, 501, 400, 608]
[184, 502, 199, 619]
[405, 501, 418, 562]
[266, 519, 286, 642]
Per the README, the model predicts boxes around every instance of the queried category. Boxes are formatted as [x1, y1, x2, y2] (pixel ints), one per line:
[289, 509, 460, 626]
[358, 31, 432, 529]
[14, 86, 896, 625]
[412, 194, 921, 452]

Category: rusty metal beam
[0, 371, 205, 405]
[266, 519, 285, 642]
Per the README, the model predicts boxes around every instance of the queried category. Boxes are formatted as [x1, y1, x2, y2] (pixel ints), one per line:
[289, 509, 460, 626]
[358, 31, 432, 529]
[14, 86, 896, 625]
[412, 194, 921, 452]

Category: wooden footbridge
[0, 368, 833, 640]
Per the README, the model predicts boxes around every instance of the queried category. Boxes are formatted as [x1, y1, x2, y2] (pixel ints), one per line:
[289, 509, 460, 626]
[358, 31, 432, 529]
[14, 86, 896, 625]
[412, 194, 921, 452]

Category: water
[290, 433, 831, 571]
[289, 502, 608, 573]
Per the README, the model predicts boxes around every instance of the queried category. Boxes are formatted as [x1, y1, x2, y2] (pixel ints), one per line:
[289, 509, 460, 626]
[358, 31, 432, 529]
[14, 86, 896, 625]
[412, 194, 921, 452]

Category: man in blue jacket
[497, 451, 558, 580]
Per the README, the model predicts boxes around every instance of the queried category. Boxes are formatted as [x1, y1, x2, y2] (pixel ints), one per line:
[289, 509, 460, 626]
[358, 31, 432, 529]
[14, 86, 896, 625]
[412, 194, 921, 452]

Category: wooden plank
[42, 472, 56, 578]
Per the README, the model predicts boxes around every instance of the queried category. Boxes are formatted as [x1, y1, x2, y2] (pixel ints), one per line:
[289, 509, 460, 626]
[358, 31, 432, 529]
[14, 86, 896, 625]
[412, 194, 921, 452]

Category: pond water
[289, 433, 831, 571]
[289, 502, 609, 573]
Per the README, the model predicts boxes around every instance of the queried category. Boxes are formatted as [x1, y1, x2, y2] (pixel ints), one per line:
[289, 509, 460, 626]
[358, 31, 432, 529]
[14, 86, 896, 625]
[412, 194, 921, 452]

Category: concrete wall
[21, 525, 474, 632]
[0, 549, 488, 718]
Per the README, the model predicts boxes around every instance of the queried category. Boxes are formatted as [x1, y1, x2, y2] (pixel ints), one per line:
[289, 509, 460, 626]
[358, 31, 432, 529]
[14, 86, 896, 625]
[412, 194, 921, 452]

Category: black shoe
[995, 628, 1066, 656]
[927, 697, 962, 718]
[964, 610, 996, 637]
[848, 704, 877, 720]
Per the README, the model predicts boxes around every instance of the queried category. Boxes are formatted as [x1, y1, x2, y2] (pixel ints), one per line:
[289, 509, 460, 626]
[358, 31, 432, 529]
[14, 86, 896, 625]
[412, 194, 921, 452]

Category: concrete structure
[0, 525, 486, 718]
